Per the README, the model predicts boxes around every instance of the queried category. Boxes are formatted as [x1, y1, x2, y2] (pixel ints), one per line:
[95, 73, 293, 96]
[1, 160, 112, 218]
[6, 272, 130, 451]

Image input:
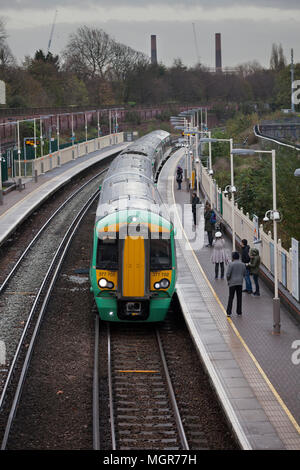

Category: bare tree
[63, 26, 114, 79]
[0, 18, 16, 73]
[0, 18, 8, 45]
[109, 42, 149, 81]
[0, 43, 16, 69]
[270, 43, 286, 71]
[107, 41, 149, 102]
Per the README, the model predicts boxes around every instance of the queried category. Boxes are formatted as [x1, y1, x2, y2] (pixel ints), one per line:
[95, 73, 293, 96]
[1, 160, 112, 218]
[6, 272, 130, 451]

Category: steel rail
[0, 169, 108, 411]
[1, 189, 100, 449]
[155, 329, 189, 450]
[0, 168, 108, 295]
[107, 324, 117, 450]
[93, 315, 100, 450]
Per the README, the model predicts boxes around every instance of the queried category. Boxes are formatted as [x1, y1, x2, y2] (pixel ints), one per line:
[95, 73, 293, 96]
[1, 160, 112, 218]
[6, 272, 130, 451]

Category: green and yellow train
[90, 130, 177, 322]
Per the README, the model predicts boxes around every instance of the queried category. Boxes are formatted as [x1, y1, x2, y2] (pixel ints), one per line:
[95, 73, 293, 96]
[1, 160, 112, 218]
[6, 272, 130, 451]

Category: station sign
[25, 139, 40, 146]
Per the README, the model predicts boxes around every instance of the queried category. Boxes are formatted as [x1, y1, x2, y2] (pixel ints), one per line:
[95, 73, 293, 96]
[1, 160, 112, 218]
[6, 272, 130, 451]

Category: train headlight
[154, 279, 170, 290]
[160, 278, 170, 289]
[98, 278, 114, 289]
[99, 278, 108, 288]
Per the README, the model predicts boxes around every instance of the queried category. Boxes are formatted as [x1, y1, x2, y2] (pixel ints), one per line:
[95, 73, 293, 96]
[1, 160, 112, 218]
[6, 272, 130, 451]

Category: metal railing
[14, 132, 124, 178]
[201, 164, 298, 302]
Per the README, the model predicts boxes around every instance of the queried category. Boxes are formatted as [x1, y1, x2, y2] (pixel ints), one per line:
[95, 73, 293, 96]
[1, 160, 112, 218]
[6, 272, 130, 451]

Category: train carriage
[90, 130, 176, 322]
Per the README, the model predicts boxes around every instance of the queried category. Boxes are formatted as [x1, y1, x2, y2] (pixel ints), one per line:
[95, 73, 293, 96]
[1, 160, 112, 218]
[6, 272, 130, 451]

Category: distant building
[215, 33, 222, 72]
[151, 35, 157, 65]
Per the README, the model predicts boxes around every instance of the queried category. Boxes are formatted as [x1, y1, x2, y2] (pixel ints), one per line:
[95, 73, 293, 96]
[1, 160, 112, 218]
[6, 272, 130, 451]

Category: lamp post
[97, 111, 100, 138]
[40, 117, 44, 159]
[200, 137, 234, 242]
[171, 116, 190, 184]
[231, 147, 280, 334]
[85, 112, 88, 142]
[56, 114, 60, 153]
[195, 129, 200, 200]
[17, 120, 22, 184]
[172, 108, 207, 197]
[0, 137, 3, 205]
[33, 118, 37, 160]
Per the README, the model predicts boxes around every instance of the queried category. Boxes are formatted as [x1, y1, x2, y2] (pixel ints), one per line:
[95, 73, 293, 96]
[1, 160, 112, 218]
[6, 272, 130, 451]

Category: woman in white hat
[211, 231, 229, 279]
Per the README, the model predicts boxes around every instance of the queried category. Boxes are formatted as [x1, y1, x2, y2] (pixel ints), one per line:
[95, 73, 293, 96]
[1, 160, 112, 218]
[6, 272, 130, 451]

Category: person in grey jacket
[226, 252, 246, 317]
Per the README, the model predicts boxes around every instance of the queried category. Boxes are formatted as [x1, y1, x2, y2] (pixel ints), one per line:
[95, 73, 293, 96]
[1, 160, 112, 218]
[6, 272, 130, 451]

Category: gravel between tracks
[1, 154, 239, 450]
[5, 201, 97, 450]
[0, 160, 110, 396]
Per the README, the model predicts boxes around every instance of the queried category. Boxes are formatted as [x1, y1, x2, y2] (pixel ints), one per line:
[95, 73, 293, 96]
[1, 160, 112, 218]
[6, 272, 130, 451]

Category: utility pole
[192, 23, 200, 65]
[291, 48, 295, 113]
[47, 10, 58, 55]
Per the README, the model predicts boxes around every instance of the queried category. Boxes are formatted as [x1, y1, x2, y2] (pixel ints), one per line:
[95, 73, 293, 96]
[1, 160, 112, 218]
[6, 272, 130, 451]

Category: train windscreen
[97, 237, 118, 269]
[150, 238, 172, 270]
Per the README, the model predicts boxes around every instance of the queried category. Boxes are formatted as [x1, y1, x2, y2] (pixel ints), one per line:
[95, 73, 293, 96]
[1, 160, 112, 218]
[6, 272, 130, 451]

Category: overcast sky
[2, 0, 300, 68]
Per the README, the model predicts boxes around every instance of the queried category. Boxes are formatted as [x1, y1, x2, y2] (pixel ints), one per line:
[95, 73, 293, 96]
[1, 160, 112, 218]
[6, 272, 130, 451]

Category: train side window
[150, 238, 172, 270]
[97, 237, 118, 269]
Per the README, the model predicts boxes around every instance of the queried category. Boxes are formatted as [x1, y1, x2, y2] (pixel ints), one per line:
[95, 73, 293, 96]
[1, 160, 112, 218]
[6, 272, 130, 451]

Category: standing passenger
[241, 239, 252, 293]
[248, 248, 261, 296]
[226, 252, 246, 317]
[191, 192, 200, 226]
[176, 166, 183, 190]
[204, 202, 215, 247]
[211, 231, 229, 279]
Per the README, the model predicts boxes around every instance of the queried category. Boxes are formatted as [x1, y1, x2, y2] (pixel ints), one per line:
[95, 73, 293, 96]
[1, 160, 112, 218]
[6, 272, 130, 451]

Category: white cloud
[2, 4, 300, 30]
[2, 1, 300, 67]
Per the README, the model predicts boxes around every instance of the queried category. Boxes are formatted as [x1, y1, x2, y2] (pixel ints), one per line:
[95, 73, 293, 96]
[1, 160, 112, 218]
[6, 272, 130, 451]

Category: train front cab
[90, 216, 176, 322]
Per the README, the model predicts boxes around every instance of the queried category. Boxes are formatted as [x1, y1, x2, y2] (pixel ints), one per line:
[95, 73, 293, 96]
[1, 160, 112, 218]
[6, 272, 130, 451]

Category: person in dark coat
[204, 202, 215, 247]
[226, 251, 246, 316]
[248, 247, 261, 296]
[176, 166, 183, 190]
[191, 192, 200, 225]
[241, 239, 252, 293]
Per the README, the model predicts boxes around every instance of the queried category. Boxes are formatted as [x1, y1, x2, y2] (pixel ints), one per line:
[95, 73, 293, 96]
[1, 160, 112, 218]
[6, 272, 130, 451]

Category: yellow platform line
[171, 169, 300, 436]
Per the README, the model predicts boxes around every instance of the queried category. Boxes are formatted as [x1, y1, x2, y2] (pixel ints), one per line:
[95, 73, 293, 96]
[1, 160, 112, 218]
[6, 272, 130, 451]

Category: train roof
[120, 130, 170, 157]
[96, 130, 171, 223]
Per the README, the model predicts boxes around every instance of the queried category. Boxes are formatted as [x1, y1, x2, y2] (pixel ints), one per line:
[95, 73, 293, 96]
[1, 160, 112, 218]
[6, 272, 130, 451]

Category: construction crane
[192, 23, 200, 65]
[47, 9, 58, 55]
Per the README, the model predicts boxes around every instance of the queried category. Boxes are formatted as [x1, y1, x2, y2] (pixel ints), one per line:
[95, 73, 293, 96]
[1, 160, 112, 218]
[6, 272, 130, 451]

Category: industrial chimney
[215, 33, 222, 72]
[151, 35, 157, 65]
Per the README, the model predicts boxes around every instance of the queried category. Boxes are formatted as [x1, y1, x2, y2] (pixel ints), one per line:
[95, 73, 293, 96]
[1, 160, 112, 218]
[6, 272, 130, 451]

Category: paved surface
[158, 149, 300, 450]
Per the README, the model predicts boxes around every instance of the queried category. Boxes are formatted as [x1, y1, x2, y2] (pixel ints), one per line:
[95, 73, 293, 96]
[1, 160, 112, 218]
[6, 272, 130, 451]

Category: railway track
[0, 169, 107, 448]
[103, 322, 188, 450]
[0, 151, 238, 451]
[93, 301, 237, 451]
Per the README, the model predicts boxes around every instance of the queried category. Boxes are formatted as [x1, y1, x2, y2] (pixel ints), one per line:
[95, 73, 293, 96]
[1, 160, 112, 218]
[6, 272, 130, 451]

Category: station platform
[157, 148, 300, 450]
[0, 142, 127, 247]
